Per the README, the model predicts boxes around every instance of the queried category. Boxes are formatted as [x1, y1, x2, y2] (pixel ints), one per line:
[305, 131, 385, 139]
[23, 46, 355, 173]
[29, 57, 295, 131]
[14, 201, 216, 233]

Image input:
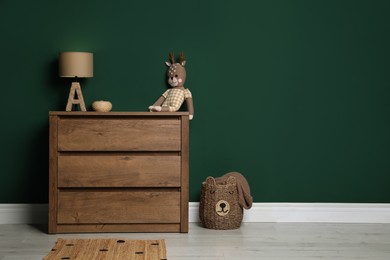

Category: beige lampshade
[59, 52, 93, 78]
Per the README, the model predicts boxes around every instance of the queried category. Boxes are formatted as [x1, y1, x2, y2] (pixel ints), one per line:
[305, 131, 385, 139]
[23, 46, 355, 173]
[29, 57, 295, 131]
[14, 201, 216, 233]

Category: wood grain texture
[50, 111, 190, 116]
[58, 118, 181, 151]
[57, 190, 181, 224]
[43, 238, 166, 260]
[49, 112, 189, 233]
[48, 115, 58, 234]
[58, 155, 181, 187]
[55, 223, 181, 233]
[181, 115, 190, 233]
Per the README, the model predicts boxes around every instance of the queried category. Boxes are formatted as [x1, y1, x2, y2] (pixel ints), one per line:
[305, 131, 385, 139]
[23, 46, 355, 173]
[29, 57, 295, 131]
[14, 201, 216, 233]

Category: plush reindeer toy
[149, 52, 194, 120]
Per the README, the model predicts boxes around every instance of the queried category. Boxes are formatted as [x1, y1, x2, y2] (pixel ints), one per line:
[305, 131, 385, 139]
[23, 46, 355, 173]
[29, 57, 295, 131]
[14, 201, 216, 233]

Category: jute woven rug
[43, 238, 167, 260]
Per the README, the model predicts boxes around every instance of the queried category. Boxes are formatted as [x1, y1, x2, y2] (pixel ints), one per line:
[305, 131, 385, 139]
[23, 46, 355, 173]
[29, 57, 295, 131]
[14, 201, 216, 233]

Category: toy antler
[179, 52, 185, 64]
[169, 52, 175, 64]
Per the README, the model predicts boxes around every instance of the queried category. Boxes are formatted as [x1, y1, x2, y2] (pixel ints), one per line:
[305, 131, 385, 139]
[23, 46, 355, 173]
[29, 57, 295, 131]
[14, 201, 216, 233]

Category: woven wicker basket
[199, 176, 243, 230]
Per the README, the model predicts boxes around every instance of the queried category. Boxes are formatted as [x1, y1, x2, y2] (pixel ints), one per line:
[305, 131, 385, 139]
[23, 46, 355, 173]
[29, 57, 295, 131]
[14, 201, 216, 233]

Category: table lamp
[59, 52, 93, 111]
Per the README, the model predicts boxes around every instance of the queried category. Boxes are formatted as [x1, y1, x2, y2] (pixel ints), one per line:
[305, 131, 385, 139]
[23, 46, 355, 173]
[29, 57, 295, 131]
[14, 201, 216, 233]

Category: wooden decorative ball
[92, 101, 112, 112]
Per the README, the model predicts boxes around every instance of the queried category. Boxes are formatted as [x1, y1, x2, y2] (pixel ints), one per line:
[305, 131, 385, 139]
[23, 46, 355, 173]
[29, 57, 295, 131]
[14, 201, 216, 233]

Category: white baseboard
[189, 203, 390, 223]
[1, 203, 390, 225]
[0, 204, 48, 225]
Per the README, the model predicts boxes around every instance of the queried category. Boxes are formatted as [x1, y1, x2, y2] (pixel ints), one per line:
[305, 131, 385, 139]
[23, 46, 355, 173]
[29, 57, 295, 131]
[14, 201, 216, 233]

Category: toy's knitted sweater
[161, 88, 192, 112]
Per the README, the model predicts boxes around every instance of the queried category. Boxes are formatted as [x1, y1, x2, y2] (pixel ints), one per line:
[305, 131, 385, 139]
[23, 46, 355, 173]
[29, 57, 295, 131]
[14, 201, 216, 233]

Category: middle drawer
[58, 154, 181, 187]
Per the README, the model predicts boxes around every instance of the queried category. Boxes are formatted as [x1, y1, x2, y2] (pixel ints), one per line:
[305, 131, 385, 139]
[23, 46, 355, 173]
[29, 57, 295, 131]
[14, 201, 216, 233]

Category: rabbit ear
[206, 176, 216, 187]
[226, 176, 237, 186]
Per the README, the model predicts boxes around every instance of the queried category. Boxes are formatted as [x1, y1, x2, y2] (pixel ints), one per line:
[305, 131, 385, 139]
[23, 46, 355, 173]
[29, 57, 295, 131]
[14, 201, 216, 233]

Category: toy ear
[206, 176, 216, 187]
[165, 61, 171, 67]
[226, 176, 237, 186]
[181, 60, 186, 67]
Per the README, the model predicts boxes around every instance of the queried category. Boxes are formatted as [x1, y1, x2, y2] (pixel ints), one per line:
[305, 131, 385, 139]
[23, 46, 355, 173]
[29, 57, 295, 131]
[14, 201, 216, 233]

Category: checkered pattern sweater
[161, 88, 192, 112]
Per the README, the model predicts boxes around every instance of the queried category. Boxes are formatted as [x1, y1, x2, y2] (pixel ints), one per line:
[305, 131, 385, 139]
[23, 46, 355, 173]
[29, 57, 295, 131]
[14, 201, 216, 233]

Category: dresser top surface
[50, 111, 190, 117]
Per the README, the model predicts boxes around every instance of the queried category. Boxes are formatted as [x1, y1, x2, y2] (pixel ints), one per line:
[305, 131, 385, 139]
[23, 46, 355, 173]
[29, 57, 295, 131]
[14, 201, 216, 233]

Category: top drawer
[57, 118, 181, 151]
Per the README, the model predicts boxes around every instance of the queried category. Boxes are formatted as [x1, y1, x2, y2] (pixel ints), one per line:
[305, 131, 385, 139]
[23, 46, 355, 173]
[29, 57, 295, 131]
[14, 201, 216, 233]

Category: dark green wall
[1, 0, 389, 203]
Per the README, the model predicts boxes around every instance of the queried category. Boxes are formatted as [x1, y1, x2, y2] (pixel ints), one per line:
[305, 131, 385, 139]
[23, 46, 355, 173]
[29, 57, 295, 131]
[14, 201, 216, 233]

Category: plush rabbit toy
[149, 52, 194, 120]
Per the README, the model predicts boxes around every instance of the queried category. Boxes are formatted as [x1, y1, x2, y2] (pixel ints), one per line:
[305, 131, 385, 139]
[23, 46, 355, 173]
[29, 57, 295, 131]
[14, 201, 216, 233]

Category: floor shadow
[29, 223, 48, 234]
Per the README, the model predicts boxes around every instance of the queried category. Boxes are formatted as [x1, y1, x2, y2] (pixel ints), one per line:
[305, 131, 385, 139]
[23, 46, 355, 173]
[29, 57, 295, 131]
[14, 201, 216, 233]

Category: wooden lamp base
[66, 82, 86, 111]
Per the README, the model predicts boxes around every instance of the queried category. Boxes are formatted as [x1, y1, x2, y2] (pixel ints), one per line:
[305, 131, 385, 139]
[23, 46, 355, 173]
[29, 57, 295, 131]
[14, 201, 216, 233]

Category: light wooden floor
[0, 223, 390, 259]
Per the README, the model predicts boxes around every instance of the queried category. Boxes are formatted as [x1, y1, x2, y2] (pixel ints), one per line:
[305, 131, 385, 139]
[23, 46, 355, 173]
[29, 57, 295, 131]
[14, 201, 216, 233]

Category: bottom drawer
[57, 190, 180, 224]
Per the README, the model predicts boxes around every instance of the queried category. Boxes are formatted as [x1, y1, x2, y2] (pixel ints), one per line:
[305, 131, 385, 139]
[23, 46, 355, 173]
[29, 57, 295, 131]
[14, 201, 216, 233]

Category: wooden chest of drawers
[49, 112, 189, 233]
